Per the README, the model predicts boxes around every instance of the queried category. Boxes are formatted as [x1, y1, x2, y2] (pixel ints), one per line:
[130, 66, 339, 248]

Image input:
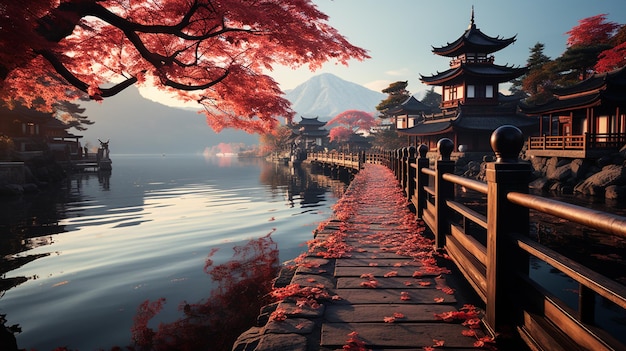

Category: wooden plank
[543, 296, 613, 351]
[332, 288, 456, 305]
[445, 234, 487, 302]
[336, 276, 435, 289]
[449, 223, 487, 265]
[321, 322, 482, 348]
[324, 304, 455, 323]
[334, 266, 430, 278]
[335, 258, 421, 267]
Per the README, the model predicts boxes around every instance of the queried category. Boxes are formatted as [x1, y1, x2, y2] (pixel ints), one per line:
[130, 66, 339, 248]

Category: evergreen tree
[375, 81, 410, 121]
[519, 42, 554, 104]
[419, 88, 441, 113]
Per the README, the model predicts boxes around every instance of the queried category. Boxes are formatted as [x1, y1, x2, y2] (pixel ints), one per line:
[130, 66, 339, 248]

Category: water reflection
[0, 156, 348, 351]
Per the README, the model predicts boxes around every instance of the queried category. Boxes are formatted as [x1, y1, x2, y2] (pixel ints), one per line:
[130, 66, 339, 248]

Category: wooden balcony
[526, 133, 626, 158]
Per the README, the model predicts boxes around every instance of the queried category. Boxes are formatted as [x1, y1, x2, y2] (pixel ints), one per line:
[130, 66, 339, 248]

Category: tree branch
[36, 49, 138, 98]
[66, 1, 254, 41]
[163, 69, 229, 91]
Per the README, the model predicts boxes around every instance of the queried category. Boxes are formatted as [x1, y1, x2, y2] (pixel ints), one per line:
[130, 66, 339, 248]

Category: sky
[263, 0, 624, 98]
[83, 0, 625, 150]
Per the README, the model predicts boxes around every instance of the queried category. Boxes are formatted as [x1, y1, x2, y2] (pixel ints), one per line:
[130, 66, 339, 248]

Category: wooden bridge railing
[389, 126, 626, 351]
[307, 151, 364, 170]
[308, 125, 626, 351]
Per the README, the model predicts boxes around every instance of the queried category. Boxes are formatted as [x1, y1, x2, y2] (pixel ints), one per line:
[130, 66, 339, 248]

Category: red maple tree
[327, 110, 377, 144]
[565, 14, 619, 47]
[328, 126, 353, 143]
[596, 41, 626, 73]
[0, 0, 369, 133]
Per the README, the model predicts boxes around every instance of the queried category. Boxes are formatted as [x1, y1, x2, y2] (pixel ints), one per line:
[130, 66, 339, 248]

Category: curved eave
[388, 96, 431, 115]
[397, 120, 454, 136]
[432, 24, 517, 57]
[520, 94, 602, 115]
[297, 117, 327, 126]
[420, 64, 526, 86]
[551, 66, 626, 97]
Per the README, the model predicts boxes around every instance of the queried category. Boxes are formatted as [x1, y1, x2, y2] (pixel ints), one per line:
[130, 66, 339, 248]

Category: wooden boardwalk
[234, 164, 494, 350]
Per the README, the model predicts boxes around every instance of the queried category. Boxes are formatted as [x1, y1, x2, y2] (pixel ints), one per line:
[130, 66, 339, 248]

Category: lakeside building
[521, 66, 626, 159]
[0, 104, 84, 162]
[397, 11, 537, 153]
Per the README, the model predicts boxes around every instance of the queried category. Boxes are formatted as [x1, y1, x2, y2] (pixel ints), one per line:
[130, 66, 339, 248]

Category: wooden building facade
[0, 104, 84, 161]
[522, 66, 626, 158]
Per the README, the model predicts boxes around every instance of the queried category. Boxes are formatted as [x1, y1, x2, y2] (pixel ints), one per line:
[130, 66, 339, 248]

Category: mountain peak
[285, 73, 384, 121]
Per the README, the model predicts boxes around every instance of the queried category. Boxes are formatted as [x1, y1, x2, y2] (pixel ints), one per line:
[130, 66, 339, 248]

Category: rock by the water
[574, 164, 626, 196]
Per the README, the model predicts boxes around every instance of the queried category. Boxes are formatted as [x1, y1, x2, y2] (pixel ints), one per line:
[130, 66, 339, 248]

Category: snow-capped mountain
[285, 73, 385, 121]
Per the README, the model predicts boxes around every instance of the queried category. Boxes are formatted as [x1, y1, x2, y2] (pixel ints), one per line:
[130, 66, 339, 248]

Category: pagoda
[291, 116, 328, 150]
[398, 9, 536, 153]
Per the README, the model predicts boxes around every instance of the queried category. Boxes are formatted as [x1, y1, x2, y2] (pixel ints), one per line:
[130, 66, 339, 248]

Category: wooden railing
[307, 151, 364, 171]
[389, 127, 626, 351]
[310, 126, 626, 351]
[528, 133, 626, 151]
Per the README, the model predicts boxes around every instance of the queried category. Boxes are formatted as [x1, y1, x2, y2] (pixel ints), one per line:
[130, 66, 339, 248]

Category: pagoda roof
[397, 118, 454, 136]
[521, 66, 626, 115]
[431, 13, 516, 57]
[420, 63, 526, 86]
[388, 95, 432, 115]
[550, 65, 626, 97]
[296, 116, 326, 126]
[398, 111, 536, 136]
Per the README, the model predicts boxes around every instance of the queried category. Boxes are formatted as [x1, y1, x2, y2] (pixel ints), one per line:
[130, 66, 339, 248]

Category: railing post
[415, 144, 429, 218]
[395, 148, 402, 182]
[407, 146, 416, 201]
[484, 125, 531, 336]
[434, 138, 455, 249]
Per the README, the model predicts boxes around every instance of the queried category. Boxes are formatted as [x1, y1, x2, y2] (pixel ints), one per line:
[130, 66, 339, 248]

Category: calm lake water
[0, 155, 347, 350]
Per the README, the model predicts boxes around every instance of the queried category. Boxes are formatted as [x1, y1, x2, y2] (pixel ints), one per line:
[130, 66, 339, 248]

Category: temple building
[291, 116, 328, 150]
[398, 10, 537, 153]
[521, 66, 626, 159]
[389, 95, 432, 129]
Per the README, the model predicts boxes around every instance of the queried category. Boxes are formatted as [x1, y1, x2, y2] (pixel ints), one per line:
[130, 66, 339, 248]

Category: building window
[467, 85, 495, 99]
[467, 85, 475, 98]
[446, 85, 458, 101]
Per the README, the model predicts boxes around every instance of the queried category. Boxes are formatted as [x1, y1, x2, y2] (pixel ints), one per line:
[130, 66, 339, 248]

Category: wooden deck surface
[239, 164, 493, 350]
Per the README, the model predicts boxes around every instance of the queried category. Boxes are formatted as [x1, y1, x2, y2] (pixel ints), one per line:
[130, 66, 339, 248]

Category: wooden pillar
[407, 146, 416, 202]
[434, 138, 455, 249]
[395, 149, 402, 181]
[484, 125, 531, 334]
[401, 147, 409, 198]
[415, 144, 429, 218]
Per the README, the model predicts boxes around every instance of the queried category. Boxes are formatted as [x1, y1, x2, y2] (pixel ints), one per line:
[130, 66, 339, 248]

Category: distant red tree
[329, 126, 353, 143]
[596, 41, 626, 73]
[328, 110, 377, 132]
[566, 14, 619, 47]
[0, 0, 369, 133]
[595, 24, 626, 73]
